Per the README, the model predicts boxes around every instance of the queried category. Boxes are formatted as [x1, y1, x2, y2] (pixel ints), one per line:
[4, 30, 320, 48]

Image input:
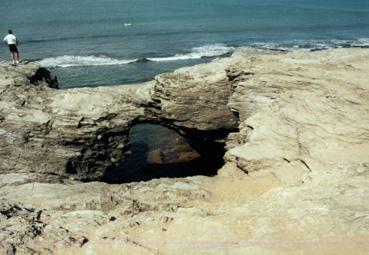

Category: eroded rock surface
[1, 48, 369, 254]
[0, 58, 237, 180]
[225, 48, 369, 182]
[0, 62, 148, 180]
[146, 60, 239, 131]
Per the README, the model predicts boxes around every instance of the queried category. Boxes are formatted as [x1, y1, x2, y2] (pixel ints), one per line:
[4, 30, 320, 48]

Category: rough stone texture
[1, 48, 369, 254]
[225, 48, 369, 181]
[0, 61, 150, 180]
[147, 60, 239, 131]
[0, 59, 237, 180]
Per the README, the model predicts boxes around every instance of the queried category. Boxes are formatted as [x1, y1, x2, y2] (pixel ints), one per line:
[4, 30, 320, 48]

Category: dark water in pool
[103, 124, 223, 183]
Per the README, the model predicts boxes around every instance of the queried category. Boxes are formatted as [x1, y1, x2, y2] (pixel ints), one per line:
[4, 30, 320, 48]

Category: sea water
[1, 0, 369, 88]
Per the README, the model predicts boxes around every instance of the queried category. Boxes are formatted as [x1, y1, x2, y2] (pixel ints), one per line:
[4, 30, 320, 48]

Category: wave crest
[249, 38, 369, 51]
[148, 44, 234, 62]
[39, 39, 369, 68]
[40, 44, 235, 68]
[39, 55, 137, 68]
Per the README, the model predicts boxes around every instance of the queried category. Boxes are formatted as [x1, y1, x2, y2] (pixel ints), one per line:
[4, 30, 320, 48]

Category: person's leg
[9, 45, 16, 64]
[15, 51, 20, 63]
[10, 52, 16, 64]
[13, 45, 20, 64]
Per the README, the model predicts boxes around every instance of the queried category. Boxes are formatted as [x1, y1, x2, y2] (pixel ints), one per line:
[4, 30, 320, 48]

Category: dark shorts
[8, 44, 18, 53]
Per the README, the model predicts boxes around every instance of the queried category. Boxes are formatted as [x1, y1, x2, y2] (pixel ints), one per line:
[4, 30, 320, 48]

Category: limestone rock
[1, 49, 369, 254]
[0, 61, 147, 180]
[146, 59, 239, 131]
[0, 58, 237, 180]
[225, 48, 369, 182]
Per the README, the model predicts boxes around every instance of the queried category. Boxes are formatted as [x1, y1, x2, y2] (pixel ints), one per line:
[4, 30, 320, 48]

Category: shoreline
[40, 43, 369, 89]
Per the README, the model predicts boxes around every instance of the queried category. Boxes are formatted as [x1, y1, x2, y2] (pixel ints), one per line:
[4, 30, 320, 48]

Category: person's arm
[3, 37, 7, 45]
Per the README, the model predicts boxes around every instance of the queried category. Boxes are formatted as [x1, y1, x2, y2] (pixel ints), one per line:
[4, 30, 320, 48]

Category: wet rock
[147, 148, 164, 164]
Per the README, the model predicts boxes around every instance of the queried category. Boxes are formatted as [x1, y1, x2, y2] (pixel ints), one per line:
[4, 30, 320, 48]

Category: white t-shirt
[3, 34, 17, 45]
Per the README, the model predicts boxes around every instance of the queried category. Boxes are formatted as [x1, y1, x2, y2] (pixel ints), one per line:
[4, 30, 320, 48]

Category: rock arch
[0, 59, 238, 181]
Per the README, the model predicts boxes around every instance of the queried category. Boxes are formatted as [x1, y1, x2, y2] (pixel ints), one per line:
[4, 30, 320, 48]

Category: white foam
[40, 39, 368, 69]
[147, 44, 234, 62]
[250, 42, 315, 51]
[249, 38, 369, 51]
[40, 55, 137, 68]
[351, 38, 369, 47]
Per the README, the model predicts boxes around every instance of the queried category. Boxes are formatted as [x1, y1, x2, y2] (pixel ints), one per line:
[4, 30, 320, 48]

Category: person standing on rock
[3, 30, 20, 65]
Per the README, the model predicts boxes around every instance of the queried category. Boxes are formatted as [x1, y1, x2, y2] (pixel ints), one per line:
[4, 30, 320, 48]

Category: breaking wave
[40, 44, 235, 68]
[39, 55, 138, 68]
[40, 39, 369, 68]
[147, 44, 235, 62]
[249, 38, 369, 51]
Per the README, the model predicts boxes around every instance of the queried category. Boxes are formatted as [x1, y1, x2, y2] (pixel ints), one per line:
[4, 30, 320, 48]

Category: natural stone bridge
[1, 49, 369, 254]
[0, 57, 239, 181]
[1, 48, 369, 183]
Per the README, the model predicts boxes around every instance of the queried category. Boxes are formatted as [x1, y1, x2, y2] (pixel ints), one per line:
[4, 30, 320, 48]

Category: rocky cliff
[1, 48, 369, 254]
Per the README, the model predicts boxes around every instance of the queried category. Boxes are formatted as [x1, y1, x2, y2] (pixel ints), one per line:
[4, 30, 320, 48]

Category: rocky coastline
[1, 48, 369, 254]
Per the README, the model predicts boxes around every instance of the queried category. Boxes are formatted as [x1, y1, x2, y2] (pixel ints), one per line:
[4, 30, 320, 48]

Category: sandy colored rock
[1, 48, 369, 254]
[0, 58, 236, 180]
[147, 58, 239, 131]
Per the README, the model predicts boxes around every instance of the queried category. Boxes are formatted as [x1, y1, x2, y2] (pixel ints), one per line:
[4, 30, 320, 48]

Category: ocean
[1, 0, 369, 88]
[1, 0, 369, 181]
